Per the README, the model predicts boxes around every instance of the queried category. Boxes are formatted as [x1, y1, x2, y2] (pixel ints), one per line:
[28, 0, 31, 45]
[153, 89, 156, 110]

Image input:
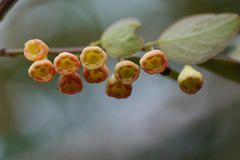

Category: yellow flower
[80, 46, 107, 69]
[28, 59, 55, 82]
[54, 52, 81, 75]
[58, 73, 83, 95]
[140, 50, 168, 74]
[106, 75, 132, 99]
[114, 60, 140, 84]
[83, 64, 110, 83]
[24, 39, 49, 61]
[178, 65, 203, 95]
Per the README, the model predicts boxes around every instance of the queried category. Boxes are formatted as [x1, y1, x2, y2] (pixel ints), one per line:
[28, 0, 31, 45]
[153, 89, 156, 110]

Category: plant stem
[143, 41, 159, 51]
[0, 47, 86, 57]
[0, 0, 19, 21]
[89, 40, 102, 46]
[0, 46, 179, 81]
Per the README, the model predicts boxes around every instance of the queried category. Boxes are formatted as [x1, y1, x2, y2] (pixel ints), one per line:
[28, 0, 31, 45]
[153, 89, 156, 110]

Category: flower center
[85, 51, 102, 65]
[119, 67, 135, 79]
[145, 56, 162, 70]
[59, 57, 75, 70]
[63, 80, 81, 92]
[27, 43, 41, 55]
[89, 69, 104, 81]
[34, 66, 50, 78]
[111, 81, 129, 96]
[182, 78, 200, 91]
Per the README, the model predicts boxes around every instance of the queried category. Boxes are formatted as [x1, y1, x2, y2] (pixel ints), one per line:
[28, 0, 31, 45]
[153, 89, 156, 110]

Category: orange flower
[106, 75, 132, 99]
[140, 50, 168, 74]
[24, 39, 49, 61]
[54, 52, 81, 75]
[58, 73, 83, 94]
[114, 60, 140, 84]
[83, 64, 110, 83]
[80, 46, 107, 69]
[28, 59, 55, 82]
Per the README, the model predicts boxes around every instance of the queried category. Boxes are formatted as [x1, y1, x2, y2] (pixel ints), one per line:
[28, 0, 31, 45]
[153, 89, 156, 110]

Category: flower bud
[140, 50, 168, 74]
[28, 59, 55, 82]
[178, 65, 203, 95]
[24, 39, 49, 61]
[54, 52, 81, 75]
[80, 46, 107, 69]
[106, 75, 132, 99]
[58, 73, 83, 95]
[83, 64, 110, 83]
[114, 60, 140, 84]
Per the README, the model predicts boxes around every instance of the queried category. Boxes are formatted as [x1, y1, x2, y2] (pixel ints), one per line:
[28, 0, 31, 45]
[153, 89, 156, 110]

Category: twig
[0, 47, 86, 57]
[0, 0, 19, 21]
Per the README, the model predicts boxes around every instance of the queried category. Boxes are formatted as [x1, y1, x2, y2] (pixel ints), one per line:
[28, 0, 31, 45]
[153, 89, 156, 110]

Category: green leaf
[199, 56, 240, 83]
[101, 18, 144, 58]
[158, 13, 240, 64]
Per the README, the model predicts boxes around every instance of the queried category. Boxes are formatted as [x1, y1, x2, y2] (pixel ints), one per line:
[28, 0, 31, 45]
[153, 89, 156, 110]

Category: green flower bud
[178, 65, 203, 95]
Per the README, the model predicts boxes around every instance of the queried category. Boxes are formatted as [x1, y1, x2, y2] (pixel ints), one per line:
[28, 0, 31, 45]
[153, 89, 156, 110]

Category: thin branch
[0, 0, 19, 21]
[0, 47, 86, 57]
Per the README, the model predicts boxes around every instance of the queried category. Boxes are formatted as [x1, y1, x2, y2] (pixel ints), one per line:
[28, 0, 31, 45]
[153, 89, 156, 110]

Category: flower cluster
[24, 39, 203, 98]
[24, 40, 110, 95]
[106, 49, 170, 99]
[106, 60, 140, 99]
[80, 46, 109, 83]
[25, 39, 55, 83]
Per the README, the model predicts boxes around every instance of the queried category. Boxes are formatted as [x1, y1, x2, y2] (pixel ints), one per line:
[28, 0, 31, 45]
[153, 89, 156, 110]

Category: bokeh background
[0, 0, 240, 160]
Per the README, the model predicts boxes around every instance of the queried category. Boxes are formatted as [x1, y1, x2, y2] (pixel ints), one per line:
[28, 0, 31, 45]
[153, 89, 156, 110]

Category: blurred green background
[0, 0, 240, 160]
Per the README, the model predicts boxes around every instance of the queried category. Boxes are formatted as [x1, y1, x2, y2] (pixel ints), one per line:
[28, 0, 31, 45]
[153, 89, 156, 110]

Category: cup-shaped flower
[24, 39, 49, 61]
[83, 64, 110, 83]
[80, 46, 107, 69]
[28, 59, 55, 82]
[58, 73, 83, 95]
[178, 65, 203, 95]
[114, 60, 140, 84]
[54, 52, 81, 75]
[106, 75, 132, 99]
[140, 50, 168, 74]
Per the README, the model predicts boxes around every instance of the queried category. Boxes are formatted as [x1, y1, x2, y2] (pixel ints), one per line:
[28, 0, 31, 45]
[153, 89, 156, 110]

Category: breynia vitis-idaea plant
[19, 13, 240, 99]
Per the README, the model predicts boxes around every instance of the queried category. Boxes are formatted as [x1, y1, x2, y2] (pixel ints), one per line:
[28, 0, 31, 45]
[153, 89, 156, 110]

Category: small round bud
[83, 64, 110, 83]
[28, 59, 55, 82]
[54, 52, 81, 75]
[58, 73, 83, 95]
[114, 60, 140, 84]
[80, 46, 107, 69]
[140, 50, 168, 74]
[24, 39, 49, 61]
[178, 65, 203, 95]
[106, 75, 132, 99]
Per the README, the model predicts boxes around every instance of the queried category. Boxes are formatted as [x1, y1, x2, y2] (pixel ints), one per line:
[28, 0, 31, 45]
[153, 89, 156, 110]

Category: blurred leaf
[225, 44, 240, 61]
[101, 18, 143, 58]
[199, 56, 240, 83]
[157, 13, 240, 64]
